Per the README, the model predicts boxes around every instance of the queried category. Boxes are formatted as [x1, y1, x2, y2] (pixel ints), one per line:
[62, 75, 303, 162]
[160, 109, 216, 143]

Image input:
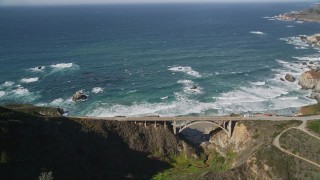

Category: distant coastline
[274, 4, 320, 23]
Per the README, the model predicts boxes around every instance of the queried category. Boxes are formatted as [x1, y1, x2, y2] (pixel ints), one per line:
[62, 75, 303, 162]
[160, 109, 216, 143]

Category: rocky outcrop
[72, 91, 88, 101]
[201, 122, 255, 169]
[309, 93, 320, 102]
[190, 86, 198, 90]
[298, 71, 320, 89]
[300, 34, 320, 48]
[285, 74, 295, 82]
[274, 4, 320, 23]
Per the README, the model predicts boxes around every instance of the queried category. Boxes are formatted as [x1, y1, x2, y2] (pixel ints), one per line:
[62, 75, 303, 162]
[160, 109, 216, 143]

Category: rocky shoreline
[278, 32, 320, 115]
[274, 4, 320, 23]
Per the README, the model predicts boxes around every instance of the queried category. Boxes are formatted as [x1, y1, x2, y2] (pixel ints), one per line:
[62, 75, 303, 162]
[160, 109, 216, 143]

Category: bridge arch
[177, 120, 229, 135]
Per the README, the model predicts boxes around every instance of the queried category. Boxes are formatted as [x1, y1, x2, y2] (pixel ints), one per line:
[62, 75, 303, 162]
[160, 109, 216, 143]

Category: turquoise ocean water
[1, 3, 320, 117]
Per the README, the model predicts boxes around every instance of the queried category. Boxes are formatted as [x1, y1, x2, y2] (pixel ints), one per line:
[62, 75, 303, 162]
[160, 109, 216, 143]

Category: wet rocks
[280, 78, 285, 81]
[300, 34, 320, 48]
[298, 71, 320, 89]
[72, 91, 88, 101]
[285, 74, 295, 82]
[309, 92, 320, 102]
[190, 86, 198, 90]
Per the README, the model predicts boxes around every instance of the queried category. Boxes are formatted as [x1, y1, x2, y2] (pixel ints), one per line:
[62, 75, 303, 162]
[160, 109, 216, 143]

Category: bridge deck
[71, 115, 320, 121]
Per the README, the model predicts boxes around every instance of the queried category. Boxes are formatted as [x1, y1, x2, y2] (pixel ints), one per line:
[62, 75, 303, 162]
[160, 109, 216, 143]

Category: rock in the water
[310, 92, 320, 102]
[309, 61, 314, 64]
[37, 66, 42, 69]
[285, 74, 295, 82]
[298, 71, 320, 89]
[302, 62, 308, 65]
[312, 66, 320, 72]
[72, 91, 88, 101]
[309, 93, 317, 99]
[190, 86, 198, 90]
[280, 78, 285, 81]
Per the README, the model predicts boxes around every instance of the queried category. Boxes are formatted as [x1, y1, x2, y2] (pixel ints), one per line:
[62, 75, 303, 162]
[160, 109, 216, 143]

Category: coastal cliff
[275, 4, 320, 23]
[0, 105, 198, 179]
[1, 105, 319, 179]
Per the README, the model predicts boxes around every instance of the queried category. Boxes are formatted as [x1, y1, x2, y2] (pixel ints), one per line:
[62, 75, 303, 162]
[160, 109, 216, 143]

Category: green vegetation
[299, 103, 320, 116]
[153, 150, 234, 180]
[280, 129, 320, 165]
[307, 120, 320, 135]
[255, 146, 296, 179]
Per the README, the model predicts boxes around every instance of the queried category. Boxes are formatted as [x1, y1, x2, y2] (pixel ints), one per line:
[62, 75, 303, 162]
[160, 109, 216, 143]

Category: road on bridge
[71, 115, 320, 122]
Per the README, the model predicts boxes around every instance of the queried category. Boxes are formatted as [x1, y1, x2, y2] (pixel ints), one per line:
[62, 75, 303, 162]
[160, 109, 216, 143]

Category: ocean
[1, 2, 320, 117]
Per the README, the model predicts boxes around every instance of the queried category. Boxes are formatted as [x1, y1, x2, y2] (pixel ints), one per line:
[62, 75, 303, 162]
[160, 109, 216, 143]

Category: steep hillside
[1, 105, 320, 180]
[0, 105, 183, 179]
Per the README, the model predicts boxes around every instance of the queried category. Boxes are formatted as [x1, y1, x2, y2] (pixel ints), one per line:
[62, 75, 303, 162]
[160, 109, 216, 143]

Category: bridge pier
[173, 120, 177, 135]
[227, 120, 232, 137]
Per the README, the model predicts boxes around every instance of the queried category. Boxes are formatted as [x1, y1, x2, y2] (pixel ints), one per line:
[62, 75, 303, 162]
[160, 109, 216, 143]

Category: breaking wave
[250, 31, 265, 35]
[20, 77, 39, 83]
[92, 87, 104, 94]
[29, 66, 45, 72]
[168, 66, 202, 78]
[0, 81, 14, 87]
[50, 63, 74, 69]
[0, 91, 5, 97]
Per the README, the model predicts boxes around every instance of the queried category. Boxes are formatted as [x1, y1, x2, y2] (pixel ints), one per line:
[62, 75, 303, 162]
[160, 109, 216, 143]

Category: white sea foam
[160, 96, 168, 100]
[250, 81, 266, 86]
[41, 98, 73, 106]
[11, 87, 30, 96]
[177, 80, 203, 94]
[0, 91, 5, 97]
[280, 37, 309, 48]
[262, 16, 273, 19]
[279, 97, 299, 100]
[250, 31, 265, 35]
[276, 59, 305, 73]
[295, 46, 308, 50]
[86, 97, 217, 117]
[1, 81, 14, 87]
[213, 85, 312, 114]
[51, 98, 64, 105]
[286, 25, 295, 28]
[29, 66, 45, 72]
[168, 66, 202, 78]
[92, 87, 104, 94]
[20, 77, 39, 83]
[293, 56, 320, 61]
[50, 63, 75, 70]
[87, 49, 318, 117]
